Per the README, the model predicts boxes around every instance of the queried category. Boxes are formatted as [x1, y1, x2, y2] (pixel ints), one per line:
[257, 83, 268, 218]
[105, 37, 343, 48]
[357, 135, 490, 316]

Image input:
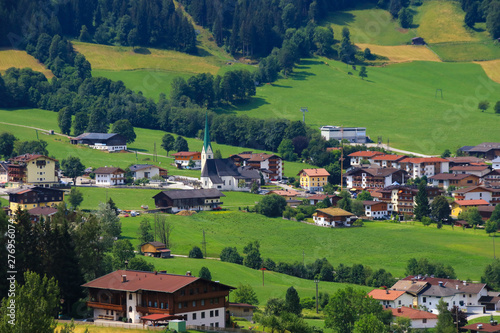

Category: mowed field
[356, 43, 441, 63]
[228, 58, 500, 155]
[0, 108, 314, 178]
[0, 48, 54, 78]
[121, 211, 498, 282]
[477, 59, 500, 84]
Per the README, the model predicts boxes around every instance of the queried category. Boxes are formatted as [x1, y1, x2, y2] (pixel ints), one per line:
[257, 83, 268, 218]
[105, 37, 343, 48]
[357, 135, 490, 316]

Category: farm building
[153, 189, 225, 213]
[313, 207, 356, 227]
[140, 242, 171, 258]
[412, 37, 425, 45]
[320, 126, 367, 143]
[129, 164, 167, 180]
[70, 133, 127, 152]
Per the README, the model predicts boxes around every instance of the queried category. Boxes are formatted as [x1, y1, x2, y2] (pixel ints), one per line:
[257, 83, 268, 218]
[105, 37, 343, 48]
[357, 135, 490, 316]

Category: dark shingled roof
[73, 133, 119, 140]
[153, 189, 225, 200]
[468, 142, 500, 153]
[201, 159, 259, 184]
[142, 241, 166, 248]
[430, 173, 477, 180]
[93, 167, 125, 174]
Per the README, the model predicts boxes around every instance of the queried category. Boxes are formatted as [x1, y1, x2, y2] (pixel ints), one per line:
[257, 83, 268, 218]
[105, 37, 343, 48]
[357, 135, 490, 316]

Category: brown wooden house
[141, 242, 171, 258]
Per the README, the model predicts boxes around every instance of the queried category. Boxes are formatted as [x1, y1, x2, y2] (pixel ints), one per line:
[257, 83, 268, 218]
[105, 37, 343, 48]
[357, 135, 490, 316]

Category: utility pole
[300, 107, 308, 123]
[202, 230, 207, 258]
[314, 279, 320, 314]
[340, 126, 344, 192]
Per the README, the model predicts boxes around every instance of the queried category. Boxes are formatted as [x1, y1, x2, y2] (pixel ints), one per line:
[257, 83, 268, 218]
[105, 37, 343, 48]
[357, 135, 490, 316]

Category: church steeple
[201, 112, 213, 171]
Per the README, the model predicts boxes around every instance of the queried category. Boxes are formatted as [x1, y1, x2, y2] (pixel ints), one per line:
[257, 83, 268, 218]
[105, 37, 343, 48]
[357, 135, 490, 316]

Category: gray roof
[0, 162, 8, 173]
[94, 167, 125, 174]
[74, 133, 119, 140]
[469, 143, 500, 153]
[130, 164, 154, 172]
[421, 285, 457, 297]
[154, 189, 226, 200]
[201, 159, 259, 184]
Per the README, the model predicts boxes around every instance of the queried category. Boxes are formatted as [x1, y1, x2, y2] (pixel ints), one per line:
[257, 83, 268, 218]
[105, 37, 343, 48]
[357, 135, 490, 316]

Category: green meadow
[121, 211, 498, 282]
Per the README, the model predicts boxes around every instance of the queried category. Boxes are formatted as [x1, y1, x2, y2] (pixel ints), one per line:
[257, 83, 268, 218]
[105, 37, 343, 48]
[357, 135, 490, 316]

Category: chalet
[429, 173, 479, 190]
[94, 167, 126, 186]
[129, 164, 167, 181]
[70, 133, 127, 151]
[348, 151, 385, 166]
[451, 165, 491, 177]
[28, 206, 58, 223]
[141, 242, 171, 258]
[344, 167, 409, 190]
[7, 154, 58, 187]
[227, 303, 256, 322]
[368, 289, 413, 308]
[479, 206, 497, 221]
[200, 116, 260, 191]
[298, 168, 330, 192]
[377, 185, 442, 215]
[267, 189, 299, 199]
[412, 37, 425, 45]
[313, 207, 356, 227]
[320, 126, 367, 143]
[153, 189, 225, 213]
[493, 157, 500, 170]
[82, 269, 234, 326]
[465, 142, 500, 161]
[446, 156, 485, 168]
[482, 170, 500, 185]
[372, 154, 407, 168]
[479, 292, 500, 311]
[451, 199, 490, 218]
[363, 200, 391, 218]
[0, 162, 7, 184]
[452, 186, 496, 204]
[308, 194, 341, 206]
[7, 186, 64, 212]
[390, 307, 437, 329]
[462, 323, 500, 333]
[398, 157, 449, 179]
[230, 152, 283, 180]
[171, 152, 201, 169]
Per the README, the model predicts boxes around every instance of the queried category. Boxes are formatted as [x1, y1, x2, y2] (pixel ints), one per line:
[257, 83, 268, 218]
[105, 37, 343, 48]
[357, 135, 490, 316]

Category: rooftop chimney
[397, 308, 402, 313]
[122, 275, 127, 283]
[186, 271, 192, 276]
[386, 289, 389, 294]
[456, 285, 459, 290]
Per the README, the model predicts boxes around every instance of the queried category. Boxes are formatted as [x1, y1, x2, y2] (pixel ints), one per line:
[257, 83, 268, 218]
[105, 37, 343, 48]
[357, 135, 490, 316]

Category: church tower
[201, 112, 213, 171]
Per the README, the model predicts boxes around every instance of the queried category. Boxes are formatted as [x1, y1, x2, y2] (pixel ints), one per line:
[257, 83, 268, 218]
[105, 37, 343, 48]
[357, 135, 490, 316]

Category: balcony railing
[86, 302, 125, 312]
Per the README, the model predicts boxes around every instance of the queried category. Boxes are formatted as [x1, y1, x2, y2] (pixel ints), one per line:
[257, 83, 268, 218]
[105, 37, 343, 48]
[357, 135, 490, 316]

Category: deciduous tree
[61, 156, 85, 185]
[112, 119, 136, 144]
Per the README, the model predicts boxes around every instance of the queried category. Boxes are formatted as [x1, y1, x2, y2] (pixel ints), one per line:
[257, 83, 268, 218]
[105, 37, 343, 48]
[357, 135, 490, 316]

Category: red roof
[454, 199, 490, 206]
[348, 151, 385, 158]
[10, 154, 57, 163]
[298, 168, 330, 177]
[82, 270, 234, 293]
[400, 157, 449, 164]
[391, 307, 437, 320]
[368, 289, 406, 301]
[141, 314, 184, 321]
[462, 323, 500, 332]
[171, 151, 201, 157]
[373, 154, 406, 161]
[451, 165, 490, 171]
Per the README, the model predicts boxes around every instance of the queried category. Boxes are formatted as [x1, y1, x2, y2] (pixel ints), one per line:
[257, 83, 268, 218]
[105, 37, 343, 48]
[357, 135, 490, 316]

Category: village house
[7, 154, 59, 188]
[70, 133, 127, 151]
[320, 126, 367, 143]
[0, 162, 8, 184]
[390, 307, 438, 329]
[344, 167, 408, 190]
[451, 199, 490, 218]
[451, 165, 491, 178]
[363, 200, 391, 218]
[93, 167, 126, 186]
[129, 164, 167, 181]
[463, 142, 500, 161]
[462, 322, 500, 333]
[308, 194, 341, 206]
[7, 186, 64, 212]
[398, 157, 450, 179]
[28, 206, 58, 223]
[482, 169, 500, 187]
[267, 189, 299, 200]
[377, 185, 442, 215]
[493, 157, 500, 170]
[82, 270, 234, 326]
[227, 303, 256, 322]
[230, 152, 283, 180]
[171, 152, 201, 169]
[479, 292, 500, 311]
[446, 156, 486, 168]
[298, 168, 330, 192]
[371, 154, 407, 168]
[368, 289, 414, 308]
[452, 186, 496, 204]
[429, 173, 480, 190]
[140, 242, 171, 258]
[153, 189, 225, 213]
[348, 151, 385, 166]
[312, 207, 356, 227]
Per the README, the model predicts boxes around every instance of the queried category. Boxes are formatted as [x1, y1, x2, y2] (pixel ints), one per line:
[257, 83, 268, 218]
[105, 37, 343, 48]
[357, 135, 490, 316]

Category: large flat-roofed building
[320, 126, 367, 143]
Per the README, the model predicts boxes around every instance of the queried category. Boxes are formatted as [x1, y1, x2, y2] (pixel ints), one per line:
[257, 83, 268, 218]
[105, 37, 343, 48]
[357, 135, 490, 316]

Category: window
[190, 289, 194, 295]
[129, 306, 132, 312]
[149, 301, 152, 307]
[129, 294, 132, 300]
[181, 290, 185, 296]
[154, 302, 157, 307]
[215, 310, 219, 317]
[422, 297, 426, 303]
[201, 312, 205, 319]
[422, 319, 427, 324]
[398, 300, 401, 305]
[184, 302, 188, 308]
[215, 322, 219, 327]
[192, 313, 197, 320]
[178, 303, 182, 309]
[192, 301, 196, 307]
[201, 300, 205, 306]
[161, 303, 164, 309]
[210, 310, 214, 317]
[215, 298, 219, 304]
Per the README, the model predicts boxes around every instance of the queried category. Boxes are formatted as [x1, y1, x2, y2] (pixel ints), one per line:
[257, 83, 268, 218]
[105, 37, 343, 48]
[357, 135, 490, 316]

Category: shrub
[189, 246, 203, 258]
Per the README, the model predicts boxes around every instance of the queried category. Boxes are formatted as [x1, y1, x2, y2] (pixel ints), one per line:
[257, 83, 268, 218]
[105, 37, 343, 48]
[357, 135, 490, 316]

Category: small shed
[169, 320, 187, 332]
[412, 37, 425, 45]
[141, 242, 171, 258]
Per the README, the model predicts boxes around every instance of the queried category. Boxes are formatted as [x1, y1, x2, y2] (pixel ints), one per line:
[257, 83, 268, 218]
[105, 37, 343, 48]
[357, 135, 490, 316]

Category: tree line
[0, 0, 196, 53]
[460, 0, 500, 38]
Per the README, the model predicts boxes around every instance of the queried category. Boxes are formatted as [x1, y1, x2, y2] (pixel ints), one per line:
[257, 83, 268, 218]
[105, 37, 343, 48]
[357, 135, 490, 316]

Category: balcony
[136, 306, 171, 314]
[86, 302, 125, 312]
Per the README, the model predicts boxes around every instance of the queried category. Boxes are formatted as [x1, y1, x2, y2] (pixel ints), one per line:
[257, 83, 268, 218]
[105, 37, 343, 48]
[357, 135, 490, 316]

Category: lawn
[0, 108, 314, 178]
[0, 197, 8, 207]
[226, 58, 500, 155]
[430, 42, 500, 62]
[468, 315, 500, 324]
[0, 48, 53, 78]
[122, 211, 499, 281]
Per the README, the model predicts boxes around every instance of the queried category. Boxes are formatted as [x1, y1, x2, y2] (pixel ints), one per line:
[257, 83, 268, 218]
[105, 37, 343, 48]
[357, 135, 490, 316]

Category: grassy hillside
[227, 58, 500, 155]
[0, 108, 313, 178]
[356, 44, 440, 63]
[477, 59, 500, 84]
[122, 211, 497, 281]
[0, 49, 53, 78]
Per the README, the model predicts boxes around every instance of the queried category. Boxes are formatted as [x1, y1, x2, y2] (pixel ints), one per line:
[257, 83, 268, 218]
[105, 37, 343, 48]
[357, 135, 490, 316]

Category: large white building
[93, 167, 126, 186]
[320, 126, 367, 143]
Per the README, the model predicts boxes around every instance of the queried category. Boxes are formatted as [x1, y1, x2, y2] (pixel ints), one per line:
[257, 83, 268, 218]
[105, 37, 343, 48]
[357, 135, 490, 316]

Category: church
[200, 114, 260, 191]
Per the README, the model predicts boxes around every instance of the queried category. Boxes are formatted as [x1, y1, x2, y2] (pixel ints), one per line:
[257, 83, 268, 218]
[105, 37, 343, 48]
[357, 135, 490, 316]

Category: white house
[368, 289, 414, 308]
[391, 307, 438, 329]
[493, 157, 500, 170]
[399, 157, 450, 179]
[313, 208, 357, 227]
[363, 201, 392, 218]
[129, 164, 167, 180]
[347, 151, 385, 166]
[93, 167, 126, 186]
[452, 186, 494, 203]
[320, 126, 367, 143]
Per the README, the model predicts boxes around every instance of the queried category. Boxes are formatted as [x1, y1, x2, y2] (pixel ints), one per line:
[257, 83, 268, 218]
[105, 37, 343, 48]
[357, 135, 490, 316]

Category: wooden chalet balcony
[177, 290, 228, 302]
[87, 301, 125, 312]
[136, 306, 171, 314]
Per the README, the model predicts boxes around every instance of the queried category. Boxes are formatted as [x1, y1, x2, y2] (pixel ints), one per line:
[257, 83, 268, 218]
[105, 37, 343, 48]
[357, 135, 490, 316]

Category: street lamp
[314, 279, 320, 314]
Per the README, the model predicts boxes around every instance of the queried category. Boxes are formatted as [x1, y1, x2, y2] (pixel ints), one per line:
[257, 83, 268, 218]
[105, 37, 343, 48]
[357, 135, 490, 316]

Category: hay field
[357, 43, 441, 62]
[476, 59, 500, 84]
[0, 49, 53, 78]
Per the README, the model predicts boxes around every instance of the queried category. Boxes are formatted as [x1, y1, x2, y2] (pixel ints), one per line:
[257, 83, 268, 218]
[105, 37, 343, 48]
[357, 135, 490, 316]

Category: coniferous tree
[414, 180, 430, 221]
[285, 286, 302, 316]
